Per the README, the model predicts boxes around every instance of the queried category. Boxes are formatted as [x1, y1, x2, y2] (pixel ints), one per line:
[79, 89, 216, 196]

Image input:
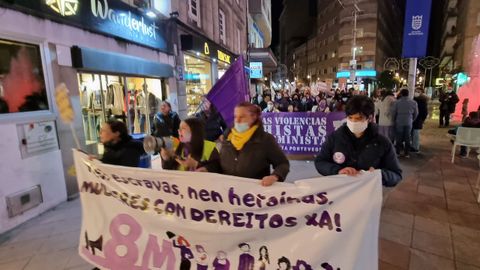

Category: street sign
[402, 0, 432, 58]
[249, 62, 263, 79]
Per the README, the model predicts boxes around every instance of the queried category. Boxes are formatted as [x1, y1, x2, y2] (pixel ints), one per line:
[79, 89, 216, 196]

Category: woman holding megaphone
[160, 118, 220, 172]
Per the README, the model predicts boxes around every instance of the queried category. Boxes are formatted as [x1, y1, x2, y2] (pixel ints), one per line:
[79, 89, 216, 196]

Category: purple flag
[206, 56, 249, 125]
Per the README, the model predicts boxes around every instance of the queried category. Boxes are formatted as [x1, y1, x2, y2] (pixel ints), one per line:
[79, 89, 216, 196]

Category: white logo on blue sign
[412, 15, 423, 31]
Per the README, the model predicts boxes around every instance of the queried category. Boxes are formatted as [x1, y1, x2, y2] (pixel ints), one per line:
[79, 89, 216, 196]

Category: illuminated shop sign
[181, 35, 235, 65]
[1, 0, 169, 52]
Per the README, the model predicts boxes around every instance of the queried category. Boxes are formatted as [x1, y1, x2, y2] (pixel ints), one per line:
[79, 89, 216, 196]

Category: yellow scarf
[228, 125, 259, 150]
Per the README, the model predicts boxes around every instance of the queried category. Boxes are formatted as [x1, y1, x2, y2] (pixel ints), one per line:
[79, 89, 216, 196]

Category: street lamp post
[338, 0, 361, 84]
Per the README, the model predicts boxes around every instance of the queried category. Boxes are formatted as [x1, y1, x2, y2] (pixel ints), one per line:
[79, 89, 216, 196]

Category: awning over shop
[249, 48, 277, 72]
[71, 46, 174, 78]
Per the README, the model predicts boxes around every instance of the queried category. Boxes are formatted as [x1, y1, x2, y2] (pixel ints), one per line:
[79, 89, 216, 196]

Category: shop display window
[0, 38, 48, 114]
[184, 54, 212, 115]
[218, 61, 229, 80]
[78, 73, 163, 145]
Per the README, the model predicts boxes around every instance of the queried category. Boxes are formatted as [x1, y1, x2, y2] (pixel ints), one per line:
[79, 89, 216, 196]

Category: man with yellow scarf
[220, 102, 290, 186]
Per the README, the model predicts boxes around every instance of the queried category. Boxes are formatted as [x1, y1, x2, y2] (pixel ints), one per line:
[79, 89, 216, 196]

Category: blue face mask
[234, 122, 250, 133]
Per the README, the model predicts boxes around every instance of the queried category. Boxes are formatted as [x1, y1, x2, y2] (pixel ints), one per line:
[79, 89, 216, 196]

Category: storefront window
[0, 39, 48, 114]
[125, 77, 162, 135]
[218, 61, 229, 80]
[78, 72, 163, 145]
[184, 54, 212, 115]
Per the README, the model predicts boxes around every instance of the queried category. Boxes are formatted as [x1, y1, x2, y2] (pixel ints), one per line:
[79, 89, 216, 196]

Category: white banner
[73, 150, 382, 270]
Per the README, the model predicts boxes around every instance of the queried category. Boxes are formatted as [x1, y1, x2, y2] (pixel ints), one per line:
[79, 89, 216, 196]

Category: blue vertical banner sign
[402, 0, 433, 58]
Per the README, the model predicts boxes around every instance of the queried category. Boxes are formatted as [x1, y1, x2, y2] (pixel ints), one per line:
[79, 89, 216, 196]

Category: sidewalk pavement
[0, 119, 479, 270]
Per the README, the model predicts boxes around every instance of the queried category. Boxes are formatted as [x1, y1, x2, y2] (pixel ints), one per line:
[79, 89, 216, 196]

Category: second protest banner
[262, 112, 346, 155]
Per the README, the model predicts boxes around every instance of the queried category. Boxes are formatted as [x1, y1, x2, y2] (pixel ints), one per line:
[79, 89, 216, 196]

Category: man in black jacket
[315, 95, 402, 187]
[439, 87, 459, 127]
[152, 101, 181, 138]
[411, 88, 429, 153]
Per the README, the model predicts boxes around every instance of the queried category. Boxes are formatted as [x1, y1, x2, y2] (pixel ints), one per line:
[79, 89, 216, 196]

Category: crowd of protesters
[250, 87, 367, 113]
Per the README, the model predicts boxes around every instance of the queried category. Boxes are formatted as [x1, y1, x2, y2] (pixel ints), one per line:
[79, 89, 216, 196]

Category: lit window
[0, 39, 48, 114]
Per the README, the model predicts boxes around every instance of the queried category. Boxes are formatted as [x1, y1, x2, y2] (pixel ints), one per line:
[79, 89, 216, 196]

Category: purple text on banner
[262, 112, 346, 155]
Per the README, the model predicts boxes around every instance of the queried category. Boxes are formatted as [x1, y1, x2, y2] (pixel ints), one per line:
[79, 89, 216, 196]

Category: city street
[0, 118, 479, 270]
[1, 0, 480, 269]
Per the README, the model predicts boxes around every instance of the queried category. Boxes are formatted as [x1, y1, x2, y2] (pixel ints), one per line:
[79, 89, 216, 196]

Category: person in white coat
[376, 90, 396, 142]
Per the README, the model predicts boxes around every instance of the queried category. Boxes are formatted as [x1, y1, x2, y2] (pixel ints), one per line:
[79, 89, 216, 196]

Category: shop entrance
[77, 72, 166, 152]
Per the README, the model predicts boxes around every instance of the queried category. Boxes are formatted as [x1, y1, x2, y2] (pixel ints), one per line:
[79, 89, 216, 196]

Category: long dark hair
[176, 117, 205, 161]
[259, 246, 270, 264]
[106, 120, 129, 141]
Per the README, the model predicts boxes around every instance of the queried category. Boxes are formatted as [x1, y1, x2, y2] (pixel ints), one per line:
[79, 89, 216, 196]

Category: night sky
[270, 1, 283, 55]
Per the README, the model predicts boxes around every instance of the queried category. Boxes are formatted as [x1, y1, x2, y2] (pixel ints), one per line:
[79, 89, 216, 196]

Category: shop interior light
[264, 77, 268, 81]
[146, 10, 156, 18]
[212, 58, 217, 62]
[196, 52, 200, 56]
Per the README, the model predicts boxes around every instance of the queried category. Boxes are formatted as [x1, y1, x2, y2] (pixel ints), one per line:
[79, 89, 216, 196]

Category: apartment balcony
[339, 13, 377, 24]
[339, 32, 376, 41]
[447, 7, 458, 17]
[441, 35, 457, 57]
[249, 0, 272, 46]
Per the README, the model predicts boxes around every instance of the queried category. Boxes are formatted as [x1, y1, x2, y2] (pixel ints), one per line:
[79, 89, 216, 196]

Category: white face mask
[258, 96, 263, 102]
[234, 122, 250, 133]
[267, 104, 273, 110]
[347, 119, 368, 135]
[414, 92, 420, 97]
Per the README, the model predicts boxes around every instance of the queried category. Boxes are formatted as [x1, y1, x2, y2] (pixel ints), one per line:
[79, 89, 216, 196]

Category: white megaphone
[143, 135, 174, 155]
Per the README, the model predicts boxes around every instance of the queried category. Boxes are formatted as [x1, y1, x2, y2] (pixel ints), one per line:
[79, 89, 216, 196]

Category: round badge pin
[333, 152, 346, 164]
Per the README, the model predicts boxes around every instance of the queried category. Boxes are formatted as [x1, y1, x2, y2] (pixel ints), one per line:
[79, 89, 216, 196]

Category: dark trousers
[396, 125, 412, 155]
[440, 110, 450, 126]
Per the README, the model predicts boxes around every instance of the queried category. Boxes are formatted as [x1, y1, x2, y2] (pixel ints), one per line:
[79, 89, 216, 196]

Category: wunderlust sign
[0, 0, 169, 52]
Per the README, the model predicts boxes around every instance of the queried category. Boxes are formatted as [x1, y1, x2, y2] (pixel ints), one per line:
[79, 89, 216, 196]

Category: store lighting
[264, 77, 268, 81]
[196, 52, 200, 56]
[307, 75, 311, 79]
[185, 55, 189, 59]
[294, 77, 297, 81]
[212, 58, 217, 62]
[146, 10, 157, 18]
[395, 73, 399, 77]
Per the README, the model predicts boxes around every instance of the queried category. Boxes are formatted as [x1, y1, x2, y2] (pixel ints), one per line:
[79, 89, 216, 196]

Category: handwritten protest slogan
[74, 150, 382, 270]
[262, 112, 346, 155]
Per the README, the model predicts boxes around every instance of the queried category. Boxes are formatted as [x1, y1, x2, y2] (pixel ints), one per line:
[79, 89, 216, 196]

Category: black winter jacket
[220, 127, 290, 180]
[315, 124, 402, 187]
[413, 95, 429, 129]
[196, 111, 227, 141]
[101, 137, 145, 167]
[152, 111, 181, 138]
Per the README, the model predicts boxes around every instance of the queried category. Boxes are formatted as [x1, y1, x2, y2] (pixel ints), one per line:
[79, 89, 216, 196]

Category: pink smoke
[454, 35, 480, 120]
[2, 47, 42, 112]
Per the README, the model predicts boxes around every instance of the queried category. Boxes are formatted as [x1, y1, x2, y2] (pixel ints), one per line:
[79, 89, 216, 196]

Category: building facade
[0, 0, 176, 233]
[284, 0, 405, 91]
[279, 0, 317, 82]
[168, 0, 248, 117]
[439, 0, 480, 86]
[248, 0, 276, 95]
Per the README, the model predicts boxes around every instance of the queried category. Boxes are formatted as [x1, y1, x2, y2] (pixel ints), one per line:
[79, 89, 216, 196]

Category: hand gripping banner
[73, 150, 382, 270]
